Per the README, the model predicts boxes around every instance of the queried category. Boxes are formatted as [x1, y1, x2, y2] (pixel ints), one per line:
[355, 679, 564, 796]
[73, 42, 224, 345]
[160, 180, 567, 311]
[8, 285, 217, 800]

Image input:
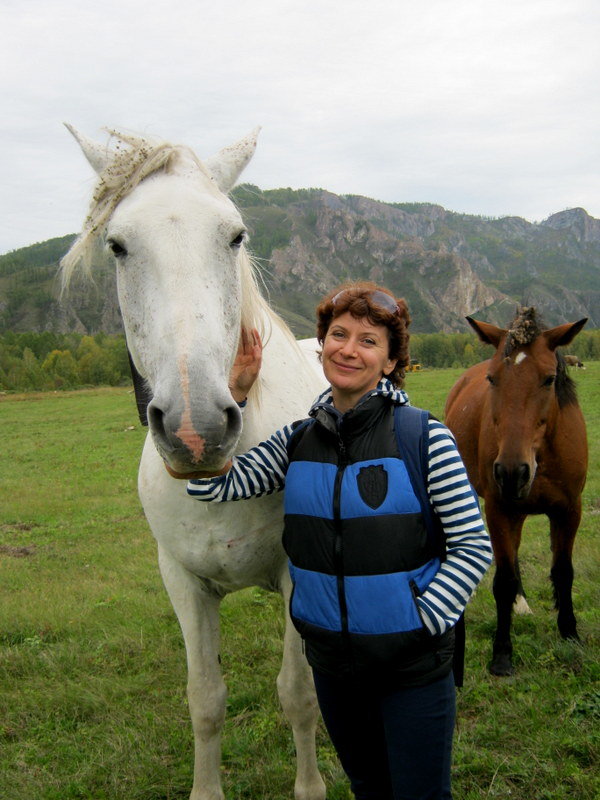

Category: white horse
[61, 126, 326, 800]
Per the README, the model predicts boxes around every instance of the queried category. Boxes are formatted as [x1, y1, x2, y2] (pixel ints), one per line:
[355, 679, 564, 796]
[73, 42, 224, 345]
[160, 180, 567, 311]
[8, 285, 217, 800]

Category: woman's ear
[384, 358, 398, 376]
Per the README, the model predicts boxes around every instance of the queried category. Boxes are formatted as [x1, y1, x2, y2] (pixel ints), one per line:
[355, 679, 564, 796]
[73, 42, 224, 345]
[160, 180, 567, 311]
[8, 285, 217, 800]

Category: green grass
[1, 369, 598, 800]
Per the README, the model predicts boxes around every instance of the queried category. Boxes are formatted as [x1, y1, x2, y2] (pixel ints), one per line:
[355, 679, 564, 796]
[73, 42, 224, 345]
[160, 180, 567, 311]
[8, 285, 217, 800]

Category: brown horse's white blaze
[486, 342, 559, 502]
[445, 307, 588, 676]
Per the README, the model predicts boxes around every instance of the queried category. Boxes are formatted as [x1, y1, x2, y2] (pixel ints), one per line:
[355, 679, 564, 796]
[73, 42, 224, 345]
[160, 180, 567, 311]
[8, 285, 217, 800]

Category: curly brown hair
[315, 281, 411, 387]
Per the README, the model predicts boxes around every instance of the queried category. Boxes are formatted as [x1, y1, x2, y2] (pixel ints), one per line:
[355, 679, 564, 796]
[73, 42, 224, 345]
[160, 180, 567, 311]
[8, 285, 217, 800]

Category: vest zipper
[409, 579, 420, 602]
[333, 437, 350, 640]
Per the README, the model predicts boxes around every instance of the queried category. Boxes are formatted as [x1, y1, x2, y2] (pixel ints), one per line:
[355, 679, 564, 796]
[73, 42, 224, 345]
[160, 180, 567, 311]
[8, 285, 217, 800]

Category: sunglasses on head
[331, 289, 400, 315]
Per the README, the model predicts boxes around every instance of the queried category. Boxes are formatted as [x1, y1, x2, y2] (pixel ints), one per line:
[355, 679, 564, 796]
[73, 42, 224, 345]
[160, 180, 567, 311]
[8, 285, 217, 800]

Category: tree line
[1, 329, 599, 393]
[409, 329, 600, 369]
[0, 332, 130, 392]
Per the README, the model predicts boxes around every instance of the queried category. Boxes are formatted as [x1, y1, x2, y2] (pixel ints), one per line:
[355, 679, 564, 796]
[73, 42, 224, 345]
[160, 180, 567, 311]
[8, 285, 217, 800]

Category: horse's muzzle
[493, 461, 532, 501]
[147, 398, 242, 472]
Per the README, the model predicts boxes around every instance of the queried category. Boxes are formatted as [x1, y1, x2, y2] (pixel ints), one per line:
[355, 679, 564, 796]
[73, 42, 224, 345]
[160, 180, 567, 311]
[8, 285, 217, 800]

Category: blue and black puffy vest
[282, 393, 455, 684]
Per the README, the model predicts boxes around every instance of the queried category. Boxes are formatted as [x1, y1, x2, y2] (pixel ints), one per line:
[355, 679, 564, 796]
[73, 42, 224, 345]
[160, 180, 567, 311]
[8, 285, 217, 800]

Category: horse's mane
[504, 306, 577, 408]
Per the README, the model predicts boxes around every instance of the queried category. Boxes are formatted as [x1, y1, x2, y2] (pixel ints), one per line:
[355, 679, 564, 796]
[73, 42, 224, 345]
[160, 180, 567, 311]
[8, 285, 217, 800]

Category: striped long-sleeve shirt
[188, 384, 492, 636]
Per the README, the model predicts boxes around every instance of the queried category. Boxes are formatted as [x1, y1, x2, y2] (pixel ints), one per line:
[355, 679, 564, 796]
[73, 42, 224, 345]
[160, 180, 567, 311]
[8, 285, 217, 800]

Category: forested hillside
[1, 187, 599, 338]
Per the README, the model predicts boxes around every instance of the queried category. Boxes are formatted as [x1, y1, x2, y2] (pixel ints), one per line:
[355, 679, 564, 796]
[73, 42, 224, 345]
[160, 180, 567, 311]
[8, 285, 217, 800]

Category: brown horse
[444, 307, 588, 676]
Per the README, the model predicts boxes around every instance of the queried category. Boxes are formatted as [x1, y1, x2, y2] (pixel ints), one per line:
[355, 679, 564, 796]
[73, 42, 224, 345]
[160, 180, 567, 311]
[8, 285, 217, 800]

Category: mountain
[1, 188, 599, 337]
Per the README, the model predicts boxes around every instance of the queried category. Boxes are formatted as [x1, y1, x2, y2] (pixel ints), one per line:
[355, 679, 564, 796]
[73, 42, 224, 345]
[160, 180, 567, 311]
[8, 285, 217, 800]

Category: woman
[187, 281, 492, 800]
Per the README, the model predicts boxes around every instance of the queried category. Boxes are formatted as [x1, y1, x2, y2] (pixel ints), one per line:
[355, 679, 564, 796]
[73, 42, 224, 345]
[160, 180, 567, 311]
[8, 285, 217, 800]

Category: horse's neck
[238, 317, 324, 450]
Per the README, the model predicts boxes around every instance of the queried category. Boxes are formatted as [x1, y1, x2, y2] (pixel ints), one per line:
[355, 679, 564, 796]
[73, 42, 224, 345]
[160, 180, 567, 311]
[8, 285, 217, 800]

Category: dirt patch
[0, 544, 36, 558]
[0, 522, 39, 532]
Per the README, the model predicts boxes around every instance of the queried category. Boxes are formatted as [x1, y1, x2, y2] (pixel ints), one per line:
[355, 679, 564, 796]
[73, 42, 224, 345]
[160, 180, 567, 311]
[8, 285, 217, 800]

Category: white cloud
[1, 0, 598, 252]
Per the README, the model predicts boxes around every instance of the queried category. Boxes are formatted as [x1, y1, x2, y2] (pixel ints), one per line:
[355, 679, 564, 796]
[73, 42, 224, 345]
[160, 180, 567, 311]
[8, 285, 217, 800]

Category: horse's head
[61, 126, 264, 476]
[467, 308, 587, 502]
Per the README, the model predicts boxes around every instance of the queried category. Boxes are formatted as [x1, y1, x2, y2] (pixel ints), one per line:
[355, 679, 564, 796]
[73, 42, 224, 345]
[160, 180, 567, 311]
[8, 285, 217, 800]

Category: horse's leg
[277, 569, 326, 800]
[157, 545, 227, 800]
[488, 505, 526, 676]
[549, 503, 580, 641]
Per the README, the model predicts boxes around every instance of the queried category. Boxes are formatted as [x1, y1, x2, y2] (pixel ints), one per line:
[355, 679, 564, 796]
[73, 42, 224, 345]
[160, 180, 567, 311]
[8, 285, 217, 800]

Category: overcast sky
[1, 0, 598, 254]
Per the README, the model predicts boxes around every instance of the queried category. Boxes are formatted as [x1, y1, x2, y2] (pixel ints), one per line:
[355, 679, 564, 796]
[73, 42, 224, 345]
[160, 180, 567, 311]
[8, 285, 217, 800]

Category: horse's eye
[542, 375, 556, 387]
[107, 239, 128, 258]
[230, 231, 247, 249]
[486, 374, 496, 386]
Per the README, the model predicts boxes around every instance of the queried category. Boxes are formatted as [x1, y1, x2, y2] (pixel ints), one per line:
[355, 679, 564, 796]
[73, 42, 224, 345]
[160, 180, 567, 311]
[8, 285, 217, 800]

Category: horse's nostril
[493, 462, 504, 485]
[224, 404, 239, 430]
[516, 464, 530, 487]
[217, 403, 243, 452]
[148, 403, 166, 438]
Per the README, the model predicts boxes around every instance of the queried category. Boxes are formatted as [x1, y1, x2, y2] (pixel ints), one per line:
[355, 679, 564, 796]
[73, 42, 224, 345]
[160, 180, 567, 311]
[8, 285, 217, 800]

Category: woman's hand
[229, 328, 262, 403]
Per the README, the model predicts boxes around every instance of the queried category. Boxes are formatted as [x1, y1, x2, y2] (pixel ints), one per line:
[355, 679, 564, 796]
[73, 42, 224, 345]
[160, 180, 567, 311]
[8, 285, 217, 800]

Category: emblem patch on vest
[357, 464, 388, 509]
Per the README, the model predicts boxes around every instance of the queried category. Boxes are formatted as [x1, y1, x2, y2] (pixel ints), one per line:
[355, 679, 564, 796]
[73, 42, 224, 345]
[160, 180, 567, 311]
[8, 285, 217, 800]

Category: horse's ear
[205, 127, 261, 193]
[543, 318, 588, 350]
[466, 317, 506, 347]
[64, 123, 110, 174]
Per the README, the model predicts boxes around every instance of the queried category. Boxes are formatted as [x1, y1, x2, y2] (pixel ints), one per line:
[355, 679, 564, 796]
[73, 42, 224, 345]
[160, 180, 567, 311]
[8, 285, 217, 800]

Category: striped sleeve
[415, 418, 493, 635]
[186, 425, 294, 501]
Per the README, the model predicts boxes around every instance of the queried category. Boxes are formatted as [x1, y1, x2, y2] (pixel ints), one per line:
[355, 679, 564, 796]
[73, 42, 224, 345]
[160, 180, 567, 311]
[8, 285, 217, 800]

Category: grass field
[1, 365, 598, 800]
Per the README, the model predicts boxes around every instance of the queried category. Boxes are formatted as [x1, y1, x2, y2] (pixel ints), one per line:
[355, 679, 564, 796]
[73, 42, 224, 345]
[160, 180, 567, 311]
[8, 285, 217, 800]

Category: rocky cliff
[1, 190, 598, 336]
[237, 189, 600, 334]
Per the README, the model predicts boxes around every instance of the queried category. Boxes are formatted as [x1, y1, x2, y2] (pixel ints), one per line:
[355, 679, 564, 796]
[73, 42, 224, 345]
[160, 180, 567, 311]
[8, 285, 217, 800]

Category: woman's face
[321, 311, 397, 412]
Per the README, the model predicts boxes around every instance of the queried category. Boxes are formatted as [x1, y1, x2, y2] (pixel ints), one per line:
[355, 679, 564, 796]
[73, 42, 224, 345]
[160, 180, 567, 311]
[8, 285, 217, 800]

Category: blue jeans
[313, 669, 455, 800]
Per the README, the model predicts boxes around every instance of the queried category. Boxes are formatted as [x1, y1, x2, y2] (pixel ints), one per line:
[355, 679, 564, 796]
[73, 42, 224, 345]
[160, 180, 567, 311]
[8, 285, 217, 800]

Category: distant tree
[21, 348, 47, 390]
[76, 336, 105, 384]
[102, 335, 130, 381]
[413, 333, 456, 368]
[462, 343, 478, 366]
[586, 331, 600, 360]
[42, 349, 79, 388]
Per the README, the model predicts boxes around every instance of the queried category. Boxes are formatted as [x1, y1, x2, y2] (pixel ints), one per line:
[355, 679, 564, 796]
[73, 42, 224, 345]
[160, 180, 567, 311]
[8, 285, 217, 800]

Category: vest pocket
[344, 572, 424, 635]
[288, 563, 342, 632]
[409, 579, 426, 630]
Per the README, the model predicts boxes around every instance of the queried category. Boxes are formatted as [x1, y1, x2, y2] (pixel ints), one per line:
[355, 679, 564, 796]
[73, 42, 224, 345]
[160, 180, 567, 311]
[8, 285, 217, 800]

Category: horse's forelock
[501, 307, 578, 408]
[60, 132, 205, 292]
[503, 306, 543, 357]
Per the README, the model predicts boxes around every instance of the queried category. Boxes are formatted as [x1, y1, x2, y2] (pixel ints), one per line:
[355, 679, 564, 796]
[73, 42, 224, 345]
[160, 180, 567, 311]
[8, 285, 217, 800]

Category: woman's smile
[331, 360, 359, 372]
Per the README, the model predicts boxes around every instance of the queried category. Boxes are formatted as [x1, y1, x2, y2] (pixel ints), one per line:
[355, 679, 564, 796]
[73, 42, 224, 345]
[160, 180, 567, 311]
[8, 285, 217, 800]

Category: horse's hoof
[489, 654, 514, 676]
[558, 618, 579, 641]
[561, 629, 581, 643]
